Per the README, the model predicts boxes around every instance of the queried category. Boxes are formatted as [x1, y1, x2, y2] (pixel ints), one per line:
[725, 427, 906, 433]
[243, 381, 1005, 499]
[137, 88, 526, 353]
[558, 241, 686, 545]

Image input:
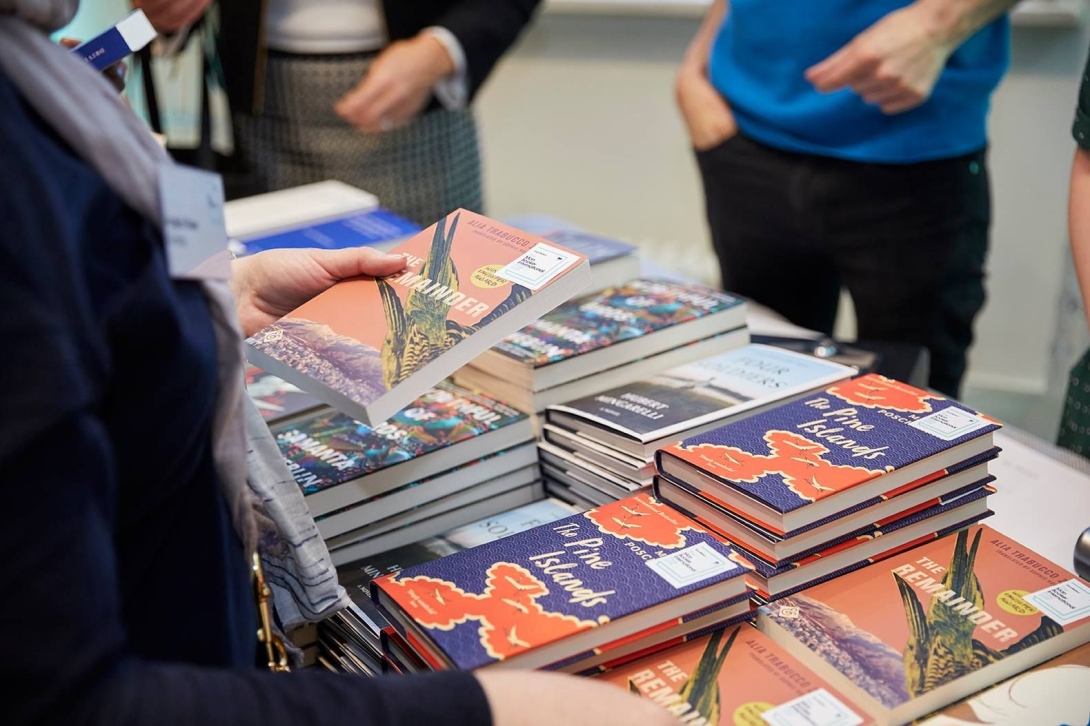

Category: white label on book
[760, 689, 864, 726]
[645, 542, 734, 589]
[908, 407, 990, 441]
[1022, 578, 1090, 626]
[495, 242, 581, 290]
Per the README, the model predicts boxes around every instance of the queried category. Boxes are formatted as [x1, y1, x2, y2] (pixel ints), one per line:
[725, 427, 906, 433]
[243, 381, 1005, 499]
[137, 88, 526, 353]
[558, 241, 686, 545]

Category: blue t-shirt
[709, 0, 1010, 163]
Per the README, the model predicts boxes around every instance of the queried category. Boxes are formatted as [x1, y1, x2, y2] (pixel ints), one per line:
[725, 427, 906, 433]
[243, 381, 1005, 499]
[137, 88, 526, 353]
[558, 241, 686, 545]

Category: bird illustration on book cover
[764, 527, 1070, 710]
[663, 375, 1000, 515]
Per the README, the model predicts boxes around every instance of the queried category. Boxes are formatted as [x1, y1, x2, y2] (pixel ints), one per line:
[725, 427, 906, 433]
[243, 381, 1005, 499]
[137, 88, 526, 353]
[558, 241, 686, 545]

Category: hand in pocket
[675, 69, 738, 151]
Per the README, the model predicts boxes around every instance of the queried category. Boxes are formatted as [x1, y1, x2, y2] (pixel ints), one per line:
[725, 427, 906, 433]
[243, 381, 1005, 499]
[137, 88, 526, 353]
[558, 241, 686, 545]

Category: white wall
[476, 11, 1090, 395]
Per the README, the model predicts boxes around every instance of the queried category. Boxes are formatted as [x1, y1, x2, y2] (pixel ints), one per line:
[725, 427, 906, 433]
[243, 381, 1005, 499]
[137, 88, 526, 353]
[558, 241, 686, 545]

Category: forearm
[914, 0, 1020, 46]
[1069, 148, 1090, 328]
[681, 0, 727, 73]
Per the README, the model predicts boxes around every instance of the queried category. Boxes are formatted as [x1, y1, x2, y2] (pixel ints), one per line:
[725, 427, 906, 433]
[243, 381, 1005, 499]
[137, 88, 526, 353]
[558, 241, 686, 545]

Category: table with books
[230, 185, 1090, 726]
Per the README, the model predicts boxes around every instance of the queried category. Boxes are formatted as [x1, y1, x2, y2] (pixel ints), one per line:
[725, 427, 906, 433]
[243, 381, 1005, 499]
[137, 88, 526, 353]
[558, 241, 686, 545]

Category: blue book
[372, 491, 751, 671]
[238, 207, 423, 256]
[657, 374, 1000, 533]
[540, 229, 636, 265]
[72, 10, 156, 72]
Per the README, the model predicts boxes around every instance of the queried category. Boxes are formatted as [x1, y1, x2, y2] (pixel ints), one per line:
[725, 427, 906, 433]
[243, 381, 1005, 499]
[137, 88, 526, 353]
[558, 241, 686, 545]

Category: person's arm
[806, 0, 1021, 115]
[337, 0, 540, 133]
[1069, 148, 1090, 329]
[675, 0, 736, 151]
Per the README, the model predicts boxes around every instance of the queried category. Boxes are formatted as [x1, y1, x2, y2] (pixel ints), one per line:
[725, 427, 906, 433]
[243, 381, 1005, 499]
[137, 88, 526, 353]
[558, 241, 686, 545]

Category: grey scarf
[0, 0, 348, 633]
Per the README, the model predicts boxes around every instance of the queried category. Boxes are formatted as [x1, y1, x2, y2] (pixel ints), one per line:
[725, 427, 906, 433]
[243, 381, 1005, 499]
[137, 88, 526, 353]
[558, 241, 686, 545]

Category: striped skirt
[234, 50, 484, 226]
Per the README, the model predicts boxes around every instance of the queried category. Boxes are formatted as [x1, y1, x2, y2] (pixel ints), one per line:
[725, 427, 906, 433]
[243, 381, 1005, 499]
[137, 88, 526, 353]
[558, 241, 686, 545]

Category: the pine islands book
[548, 344, 856, 461]
[596, 624, 873, 726]
[758, 525, 1090, 726]
[247, 209, 591, 425]
[657, 375, 1000, 533]
[371, 492, 751, 672]
[918, 640, 1090, 726]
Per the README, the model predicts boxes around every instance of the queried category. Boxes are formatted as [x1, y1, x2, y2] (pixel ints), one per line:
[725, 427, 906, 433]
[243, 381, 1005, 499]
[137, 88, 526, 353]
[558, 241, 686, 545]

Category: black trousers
[698, 135, 991, 398]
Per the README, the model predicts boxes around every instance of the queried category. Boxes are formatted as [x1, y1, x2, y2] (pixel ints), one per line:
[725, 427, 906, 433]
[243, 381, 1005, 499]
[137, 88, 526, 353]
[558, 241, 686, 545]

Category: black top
[0, 72, 491, 726]
[218, 0, 541, 114]
[1075, 50, 1090, 149]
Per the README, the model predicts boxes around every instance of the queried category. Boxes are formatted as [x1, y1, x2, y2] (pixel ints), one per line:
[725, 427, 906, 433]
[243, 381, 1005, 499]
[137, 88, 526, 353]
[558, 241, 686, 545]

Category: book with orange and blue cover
[758, 525, 1090, 726]
[247, 209, 590, 425]
[371, 492, 751, 672]
[656, 375, 999, 533]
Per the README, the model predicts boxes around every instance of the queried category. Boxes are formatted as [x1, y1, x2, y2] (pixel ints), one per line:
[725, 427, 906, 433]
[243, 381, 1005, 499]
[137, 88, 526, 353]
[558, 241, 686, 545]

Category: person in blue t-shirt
[677, 0, 1018, 398]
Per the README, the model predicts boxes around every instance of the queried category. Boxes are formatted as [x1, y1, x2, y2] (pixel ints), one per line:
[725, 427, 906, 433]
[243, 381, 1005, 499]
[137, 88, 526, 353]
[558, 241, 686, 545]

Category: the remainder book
[918, 640, 1090, 725]
[245, 365, 324, 424]
[657, 375, 1000, 532]
[248, 209, 591, 424]
[758, 525, 1090, 726]
[467, 279, 747, 392]
[596, 624, 873, 726]
[273, 381, 532, 516]
[549, 344, 856, 460]
[371, 492, 751, 671]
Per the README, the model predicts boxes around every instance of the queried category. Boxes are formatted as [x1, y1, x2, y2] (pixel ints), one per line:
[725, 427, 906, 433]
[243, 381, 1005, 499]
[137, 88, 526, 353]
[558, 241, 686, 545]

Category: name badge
[159, 164, 230, 280]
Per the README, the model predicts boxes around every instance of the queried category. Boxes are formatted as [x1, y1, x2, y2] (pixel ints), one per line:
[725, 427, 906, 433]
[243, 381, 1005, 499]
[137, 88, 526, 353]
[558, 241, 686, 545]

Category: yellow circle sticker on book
[997, 589, 1039, 616]
[733, 702, 775, 726]
[471, 264, 510, 289]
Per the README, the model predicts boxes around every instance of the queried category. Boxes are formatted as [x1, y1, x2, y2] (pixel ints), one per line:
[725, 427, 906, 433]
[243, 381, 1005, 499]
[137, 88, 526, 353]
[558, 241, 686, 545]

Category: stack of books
[655, 374, 1002, 605]
[758, 525, 1090, 725]
[269, 380, 539, 566]
[370, 492, 755, 675]
[319, 497, 579, 675]
[453, 278, 749, 415]
[539, 344, 856, 508]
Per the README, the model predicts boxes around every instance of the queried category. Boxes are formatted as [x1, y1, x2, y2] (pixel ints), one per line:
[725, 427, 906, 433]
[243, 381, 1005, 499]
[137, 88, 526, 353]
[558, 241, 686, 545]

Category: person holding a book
[0, 4, 671, 726]
[677, 0, 1019, 398]
[133, 0, 539, 223]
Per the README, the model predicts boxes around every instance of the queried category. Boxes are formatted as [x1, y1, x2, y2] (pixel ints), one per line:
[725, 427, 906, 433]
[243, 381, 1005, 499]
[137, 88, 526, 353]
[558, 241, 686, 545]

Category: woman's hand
[133, 0, 212, 34]
[335, 34, 455, 133]
[230, 247, 407, 337]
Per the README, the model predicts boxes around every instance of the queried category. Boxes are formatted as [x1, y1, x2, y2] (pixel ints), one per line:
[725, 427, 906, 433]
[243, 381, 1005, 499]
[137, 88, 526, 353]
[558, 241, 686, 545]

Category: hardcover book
[236, 207, 422, 257]
[656, 375, 1000, 532]
[595, 624, 873, 726]
[272, 381, 532, 516]
[656, 451, 998, 563]
[758, 525, 1090, 725]
[498, 216, 640, 293]
[245, 365, 323, 424]
[247, 209, 591, 424]
[371, 492, 751, 671]
[918, 641, 1090, 725]
[467, 278, 747, 392]
[549, 344, 856, 460]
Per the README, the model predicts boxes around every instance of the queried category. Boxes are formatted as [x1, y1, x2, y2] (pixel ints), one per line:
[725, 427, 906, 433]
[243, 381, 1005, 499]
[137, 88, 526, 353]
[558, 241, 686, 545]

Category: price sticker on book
[759, 689, 864, 726]
[646, 542, 736, 589]
[908, 406, 991, 441]
[495, 242, 581, 290]
[1022, 579, 1090, 626]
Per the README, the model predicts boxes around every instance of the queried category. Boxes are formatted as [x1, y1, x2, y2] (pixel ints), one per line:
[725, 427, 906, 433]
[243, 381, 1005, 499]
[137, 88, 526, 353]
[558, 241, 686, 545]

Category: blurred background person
[136, 0, 539, 223]
[677, 0, 1019, 398]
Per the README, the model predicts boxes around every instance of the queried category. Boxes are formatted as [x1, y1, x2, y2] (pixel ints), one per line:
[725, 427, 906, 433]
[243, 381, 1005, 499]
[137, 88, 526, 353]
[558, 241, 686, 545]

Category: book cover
[550, 344, 854, 443]
[372, 492, 751, 671]
[657, 375, 999, 525]
[238, 207, 422, 256]
[490, 279, 745, 368]
[596, 624, 872, 726]
[245, 365, 323, 423]
[272, 381, 526, 496]
[247, 209, 589, 423]
[918, 641, 1090, 725]
[539, 229, 637, 265]
[759, 525, 1090, 724]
